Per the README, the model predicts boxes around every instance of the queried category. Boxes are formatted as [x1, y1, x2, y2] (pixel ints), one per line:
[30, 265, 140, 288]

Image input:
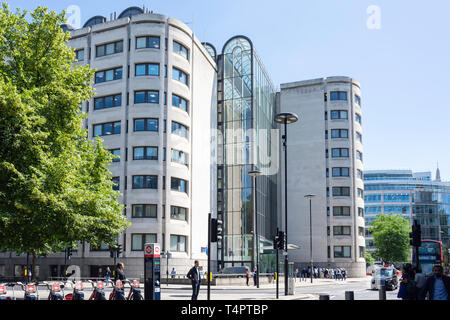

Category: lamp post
[274, 112, 299, 295]
[248, 168, 262, 288]
[304, 194, 316, 283]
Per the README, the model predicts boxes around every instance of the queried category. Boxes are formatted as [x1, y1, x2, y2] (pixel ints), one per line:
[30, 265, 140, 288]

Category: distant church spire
[436, 162, 441, 182]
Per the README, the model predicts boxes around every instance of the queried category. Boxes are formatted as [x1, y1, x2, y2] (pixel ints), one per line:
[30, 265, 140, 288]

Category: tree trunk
[31, 252, 37, 282]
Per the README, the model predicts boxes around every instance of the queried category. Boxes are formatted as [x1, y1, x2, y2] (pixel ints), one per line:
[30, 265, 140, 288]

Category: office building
[364, 169, 450, 252]
[278, 77, 366, 277]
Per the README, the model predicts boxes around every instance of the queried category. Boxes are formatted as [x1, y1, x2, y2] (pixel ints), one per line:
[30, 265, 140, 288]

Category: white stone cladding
[279, 77, 366, 277]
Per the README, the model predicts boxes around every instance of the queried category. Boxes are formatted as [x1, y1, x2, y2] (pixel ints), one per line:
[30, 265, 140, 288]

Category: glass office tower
[364, 170, 450, 251]
[216, 36, 278, 272]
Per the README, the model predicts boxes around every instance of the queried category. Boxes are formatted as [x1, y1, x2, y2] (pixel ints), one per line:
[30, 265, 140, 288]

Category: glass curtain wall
[217, 36, 278, 272]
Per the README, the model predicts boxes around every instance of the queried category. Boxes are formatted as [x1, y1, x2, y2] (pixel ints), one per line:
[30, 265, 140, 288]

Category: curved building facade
[279, 77, 366, 277]
[0, 8, 217, 279]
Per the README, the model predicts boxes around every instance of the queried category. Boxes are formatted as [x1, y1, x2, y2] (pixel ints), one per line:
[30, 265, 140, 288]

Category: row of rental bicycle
[0, 279, 143, 300]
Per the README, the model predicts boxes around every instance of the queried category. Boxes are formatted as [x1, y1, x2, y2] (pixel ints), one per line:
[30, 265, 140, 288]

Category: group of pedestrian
[398, 264, 450, 300]
[295, 266, 347, 281]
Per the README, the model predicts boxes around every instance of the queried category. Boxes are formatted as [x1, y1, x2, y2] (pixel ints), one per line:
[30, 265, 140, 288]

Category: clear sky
[7, 0, 450, 181]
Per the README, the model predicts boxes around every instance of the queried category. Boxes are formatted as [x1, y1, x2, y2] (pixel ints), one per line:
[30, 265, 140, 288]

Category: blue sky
[7, 0, 450, 180]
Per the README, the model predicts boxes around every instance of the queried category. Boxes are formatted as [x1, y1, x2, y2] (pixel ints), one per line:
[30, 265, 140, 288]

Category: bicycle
[108, 280, 125, 300]
[43, 281, 64, 300]
[87, 280, 106, 300]
[124, 280, 143, 300]
[16, 282, 39, 300]
[64, 280, 84, 300]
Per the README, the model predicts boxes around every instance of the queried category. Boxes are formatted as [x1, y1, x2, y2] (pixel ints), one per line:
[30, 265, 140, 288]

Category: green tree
[369, 213, 410, 264]
[0, 4, 130, 276]
[365, 252, 375, 267]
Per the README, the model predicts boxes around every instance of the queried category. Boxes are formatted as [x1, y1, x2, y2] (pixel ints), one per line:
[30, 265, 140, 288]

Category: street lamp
[274, 112, 299, 295]
[304, 194, 316, 283]
[248, 168, 262, 288]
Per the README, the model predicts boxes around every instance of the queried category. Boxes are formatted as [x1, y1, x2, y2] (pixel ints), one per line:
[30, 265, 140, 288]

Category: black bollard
[319, 294, 330, 300]
[379, 280, 386, 300]
[345, 291, 354, 300]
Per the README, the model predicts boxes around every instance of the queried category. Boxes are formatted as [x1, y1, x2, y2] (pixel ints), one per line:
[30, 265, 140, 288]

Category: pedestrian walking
[420, 265, 450, 300]
[114, 262, 126, 282]
[171, 267, 176, 279]
[187, 260, 201, 300]
[245, 267, 251, 286]
[252, 267, 258, 286]
[397, 264, 416, 300]
[413, 266, 426, 299]
[342, 268, 347, 281]
[105, 267, 111, 285]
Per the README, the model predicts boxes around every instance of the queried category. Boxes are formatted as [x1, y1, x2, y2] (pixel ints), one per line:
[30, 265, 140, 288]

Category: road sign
[144, 243, 160, 258]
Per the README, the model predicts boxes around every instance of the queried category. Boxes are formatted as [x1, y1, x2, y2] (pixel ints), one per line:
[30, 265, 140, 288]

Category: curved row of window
[325, 91, 361, 107]
[325, 129, 363, 141]
[91, 91, 189, 114]
[92, 119, 189, 139]
[108, 147, 188, 166]
[111, 175, 189, 194]
[326, 187, 364, 198]
[325, 110, 362, 124]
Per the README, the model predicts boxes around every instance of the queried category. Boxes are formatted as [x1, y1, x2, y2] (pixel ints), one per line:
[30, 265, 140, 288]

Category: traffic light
[67, 246, 73, 260]
[210, 218, 223, 243]
[109, 246, 115, 258]
[410, 221, 422, 247]
[117, 244, 122, 257]
[274, 230, 285, 250]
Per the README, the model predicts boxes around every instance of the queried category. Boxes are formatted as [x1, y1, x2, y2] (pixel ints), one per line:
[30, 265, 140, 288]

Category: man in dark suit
[419, 265, 450, 300]
[187, 260, 201, 300]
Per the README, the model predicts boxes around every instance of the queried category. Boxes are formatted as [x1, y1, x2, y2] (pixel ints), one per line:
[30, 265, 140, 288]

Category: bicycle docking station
[144, 243, 161, 300]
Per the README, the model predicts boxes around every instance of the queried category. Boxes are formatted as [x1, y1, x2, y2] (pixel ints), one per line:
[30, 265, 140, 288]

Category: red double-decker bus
[412, 240, 450, 276]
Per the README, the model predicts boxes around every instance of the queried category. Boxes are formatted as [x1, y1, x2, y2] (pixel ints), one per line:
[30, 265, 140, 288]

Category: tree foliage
[369, 213, 410, 264]
[0, 4, 130, 257]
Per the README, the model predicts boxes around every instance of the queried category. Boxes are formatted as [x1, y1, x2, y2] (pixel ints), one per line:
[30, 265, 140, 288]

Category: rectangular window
[325, 130, 328, 140]
[171, 121, 188, 138]
[332, 187, 350, 197]
[112, 177, 120, 191]
[94, 94, 122, 110]
[358, 207, 364, 217]
[334, 246, 351, 258]
[133, 118, 159, 132]
[75, 49, 84, 61]
[354, 94, 361, 106]
[170, 206, 187, 221]
[357, 169, 363, 179]
[96, 40, 123, 57]
[173, 41, 189, 60]
[136, 36, 160, 49]
[172, 67, 188, 86]
[171, 177, 188, 194]
[171, 149, 188, 166]
[170, 235, 187, 252]
[330, 91, 348, 101]
[359, 246, 365, 258]
[134, 90, 159, 104]
[331, 129, 348, 139]
[109, 149, 120, 162]
[133, 146, 158, 160]
[357, 188, 364, 198]
[364, 194, 382, 203]
[330, 110, 348, 120]
[331, 148, 349, 158]
[333, 226, 351, 236]
[356, 151, 363, 162]
[356, 132, 362, 142]
[95, 67, 122, 83]
[93, 121, 121, 137]
[135, 63, 160, 76]
[132, 204, 157, 218]
[355, 113, 362, 124]
[358, 227, 365, 237]
[333, 206, 351, 216]
[332, 167, 350, 177]
[172, 94, 188, 113]
[132, 175, 158, 189]
[132, 234, 157, 251]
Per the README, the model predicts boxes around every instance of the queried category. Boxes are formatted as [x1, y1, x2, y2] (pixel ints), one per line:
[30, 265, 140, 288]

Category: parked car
[221, 266, 249, 278]
[371, 267, 399, 291]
